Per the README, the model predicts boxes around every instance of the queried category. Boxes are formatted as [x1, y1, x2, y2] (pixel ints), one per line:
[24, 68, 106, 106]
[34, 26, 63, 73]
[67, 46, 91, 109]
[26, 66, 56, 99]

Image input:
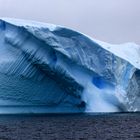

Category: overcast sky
[0, 0, 140, 44]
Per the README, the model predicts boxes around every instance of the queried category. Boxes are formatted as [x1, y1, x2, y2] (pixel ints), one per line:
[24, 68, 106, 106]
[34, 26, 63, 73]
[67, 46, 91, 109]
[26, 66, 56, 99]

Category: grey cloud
[0, 0, 140, 44]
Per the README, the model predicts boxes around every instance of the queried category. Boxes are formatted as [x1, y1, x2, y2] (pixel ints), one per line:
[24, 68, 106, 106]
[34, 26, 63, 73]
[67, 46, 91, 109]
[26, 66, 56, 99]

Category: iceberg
[0, 18, 139, 113]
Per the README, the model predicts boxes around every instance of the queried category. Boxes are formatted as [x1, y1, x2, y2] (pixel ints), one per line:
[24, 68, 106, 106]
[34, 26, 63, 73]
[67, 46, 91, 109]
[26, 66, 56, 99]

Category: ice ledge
[1, 17, 140, 69]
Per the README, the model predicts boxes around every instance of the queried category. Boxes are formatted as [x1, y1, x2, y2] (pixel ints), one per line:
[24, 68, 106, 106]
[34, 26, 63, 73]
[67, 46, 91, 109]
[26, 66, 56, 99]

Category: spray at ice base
[0, 18, 139, 113]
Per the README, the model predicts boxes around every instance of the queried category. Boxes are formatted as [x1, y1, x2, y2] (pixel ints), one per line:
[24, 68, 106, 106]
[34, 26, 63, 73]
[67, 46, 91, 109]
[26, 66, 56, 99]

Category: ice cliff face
[0, 18, 139, 113]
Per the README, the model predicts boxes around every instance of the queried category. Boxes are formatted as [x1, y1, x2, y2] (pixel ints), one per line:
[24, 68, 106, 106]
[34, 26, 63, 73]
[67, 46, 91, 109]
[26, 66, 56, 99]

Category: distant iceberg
[0, 18, 139, 113]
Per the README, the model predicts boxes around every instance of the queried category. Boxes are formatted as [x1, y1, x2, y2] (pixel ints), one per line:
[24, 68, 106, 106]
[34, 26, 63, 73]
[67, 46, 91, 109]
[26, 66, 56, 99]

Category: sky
[0, 0, 140, 44]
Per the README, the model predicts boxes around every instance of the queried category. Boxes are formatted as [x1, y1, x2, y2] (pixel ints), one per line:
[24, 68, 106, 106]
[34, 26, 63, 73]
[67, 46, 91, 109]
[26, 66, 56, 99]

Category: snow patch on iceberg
[0, 18, 139, 113]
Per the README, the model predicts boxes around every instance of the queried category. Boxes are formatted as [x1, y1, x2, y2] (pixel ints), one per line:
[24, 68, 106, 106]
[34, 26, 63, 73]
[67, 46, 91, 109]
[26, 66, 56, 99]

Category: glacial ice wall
[0, 18, 140, 113]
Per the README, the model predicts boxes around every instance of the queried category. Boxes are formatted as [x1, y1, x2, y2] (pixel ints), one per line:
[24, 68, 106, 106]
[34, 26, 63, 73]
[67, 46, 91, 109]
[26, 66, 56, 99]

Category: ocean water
[0, 113, 139, 140]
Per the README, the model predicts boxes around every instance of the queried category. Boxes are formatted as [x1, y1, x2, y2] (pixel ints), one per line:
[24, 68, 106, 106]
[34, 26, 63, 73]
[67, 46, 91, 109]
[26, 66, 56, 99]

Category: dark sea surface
[0, 113, 139, 140]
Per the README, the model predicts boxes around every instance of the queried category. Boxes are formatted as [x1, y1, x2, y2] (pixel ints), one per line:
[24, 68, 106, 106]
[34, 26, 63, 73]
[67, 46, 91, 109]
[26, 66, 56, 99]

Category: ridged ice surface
[0, 18, 140, 113]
